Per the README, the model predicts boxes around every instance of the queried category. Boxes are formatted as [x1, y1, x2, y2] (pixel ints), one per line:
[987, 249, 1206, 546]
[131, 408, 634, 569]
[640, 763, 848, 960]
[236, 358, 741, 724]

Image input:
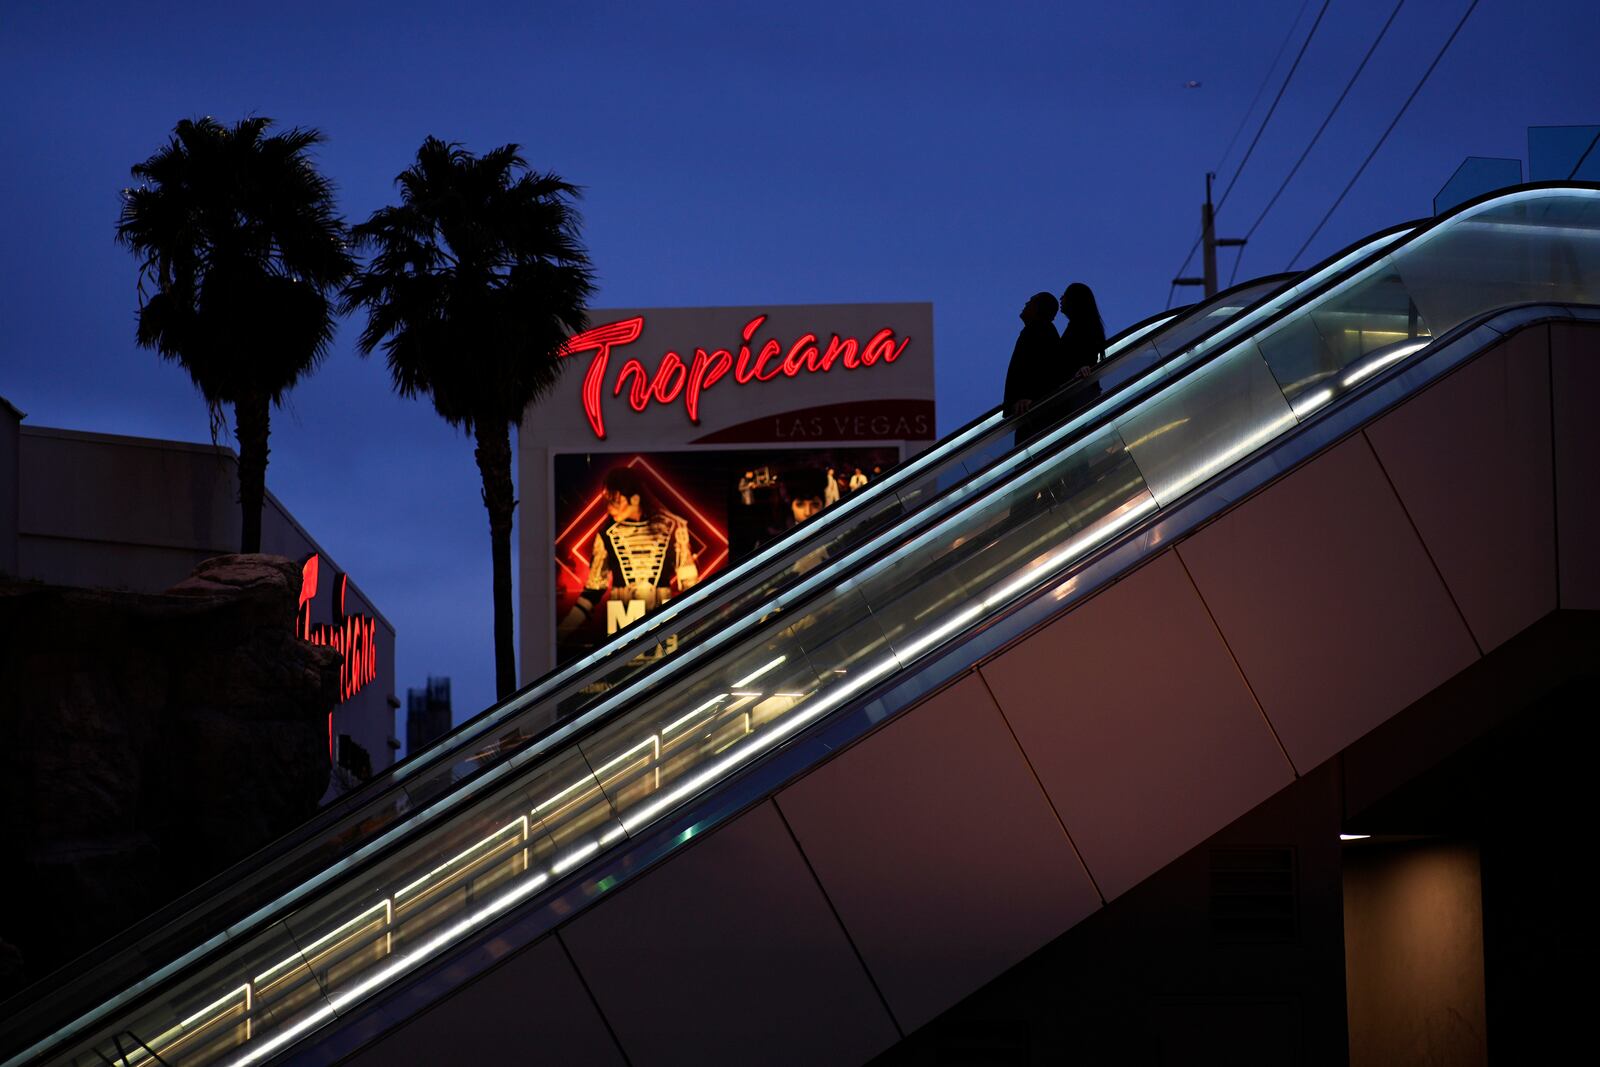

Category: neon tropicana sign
[559, 313, 913, 440]
[297, 553, 379, 704]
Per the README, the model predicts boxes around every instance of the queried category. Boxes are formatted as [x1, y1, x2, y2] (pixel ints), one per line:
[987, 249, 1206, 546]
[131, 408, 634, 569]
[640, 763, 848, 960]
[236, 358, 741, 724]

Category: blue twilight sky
[2, 0, 1595, 742]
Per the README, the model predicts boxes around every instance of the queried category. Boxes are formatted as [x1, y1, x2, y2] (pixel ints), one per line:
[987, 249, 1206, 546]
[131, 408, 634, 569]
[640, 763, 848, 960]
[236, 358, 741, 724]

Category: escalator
[0, 255, 1314, 1065]
[9, 183, 1599, 1067]
[0, 262, 1308, 1067]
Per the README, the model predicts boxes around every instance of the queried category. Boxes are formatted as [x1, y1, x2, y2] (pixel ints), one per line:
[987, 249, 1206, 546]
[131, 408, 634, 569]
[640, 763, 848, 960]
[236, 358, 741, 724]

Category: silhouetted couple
[1003, 283, 1106, 448]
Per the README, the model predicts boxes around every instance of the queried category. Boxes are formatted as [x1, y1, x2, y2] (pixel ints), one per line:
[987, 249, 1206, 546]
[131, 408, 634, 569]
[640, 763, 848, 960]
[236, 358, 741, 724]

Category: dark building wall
[880, 615, 1597, 1066]
[876, 764, 1350, 1066]
[0, 397, 19, 575]
[1343, 841, 1487, 1066]
[1345, 665, 1598, 1063]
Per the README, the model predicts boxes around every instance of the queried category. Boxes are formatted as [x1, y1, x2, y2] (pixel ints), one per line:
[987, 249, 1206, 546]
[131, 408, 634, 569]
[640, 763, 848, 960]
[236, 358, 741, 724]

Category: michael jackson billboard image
[553, 446, 898, 664]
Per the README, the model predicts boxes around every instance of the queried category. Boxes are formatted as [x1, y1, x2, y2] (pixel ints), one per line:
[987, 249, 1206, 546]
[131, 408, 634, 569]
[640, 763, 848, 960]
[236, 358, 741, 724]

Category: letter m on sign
[606, 598, 647, 634]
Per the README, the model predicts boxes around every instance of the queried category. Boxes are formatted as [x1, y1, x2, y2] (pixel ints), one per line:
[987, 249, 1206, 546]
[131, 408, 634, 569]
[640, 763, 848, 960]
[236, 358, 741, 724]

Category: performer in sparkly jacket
[559, 466, 699, 640]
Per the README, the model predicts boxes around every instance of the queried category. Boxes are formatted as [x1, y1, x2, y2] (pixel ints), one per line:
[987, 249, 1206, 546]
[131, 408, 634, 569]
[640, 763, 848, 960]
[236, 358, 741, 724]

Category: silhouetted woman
[1059, 282, 1107, 383]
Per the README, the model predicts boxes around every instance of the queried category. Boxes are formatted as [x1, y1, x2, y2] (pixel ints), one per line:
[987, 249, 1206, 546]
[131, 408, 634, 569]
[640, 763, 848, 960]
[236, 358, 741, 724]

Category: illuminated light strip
[233, 869, 556, 1067]
[599, 826, 627, 846]
[734, 655, 786, 687]
[253, 901, 391, 988]
[663, 694, 727, 736]
[537, 729, 664, 827]
[1122, 417, 1192, 452]
[537, 734, 664, 815]
[982, 494, 1162, 610]
[594, 734, 660, 778]
[1292, 387, 1336, 418]
[619, 656, 901, 834]
[233, 856, 571, 1064]
[179, 984, 251, 1034]
[887, 603, 988, 663]
[1341, 339, 1430, 387]
[532, 768, 604, 818]
[122, 982, 253, 1067]
[228, 1003, 336, 1067]
[393, 817, 530, 902]
[1155, 413, 1301, 505]
[550, 841, 601, 876]
[1457, 217, 1600, 239]
[227, 870, 542, 1067]
[1133, 231, 1411, 399]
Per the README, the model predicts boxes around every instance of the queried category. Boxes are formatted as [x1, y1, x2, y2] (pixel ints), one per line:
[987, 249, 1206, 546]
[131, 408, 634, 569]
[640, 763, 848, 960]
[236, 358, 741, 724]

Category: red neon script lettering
[297, 554, 380, 705]
[560, 313, 913, 440]
[686, 347, 732, 422]
[560, 316, 646, 439]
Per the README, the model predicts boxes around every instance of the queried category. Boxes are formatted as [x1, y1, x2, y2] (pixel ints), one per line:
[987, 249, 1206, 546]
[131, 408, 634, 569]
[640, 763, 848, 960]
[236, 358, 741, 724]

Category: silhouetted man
[1003, 291, 1062, 448]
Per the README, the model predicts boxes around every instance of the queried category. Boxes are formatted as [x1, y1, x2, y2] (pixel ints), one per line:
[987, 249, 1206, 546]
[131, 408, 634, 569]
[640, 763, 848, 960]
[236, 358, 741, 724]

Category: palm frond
[342, 137, 597, 435]
[117, 115, 355, 402]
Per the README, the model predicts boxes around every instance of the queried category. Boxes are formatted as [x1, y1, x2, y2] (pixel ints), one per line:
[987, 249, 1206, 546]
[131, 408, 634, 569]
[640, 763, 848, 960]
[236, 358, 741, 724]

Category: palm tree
[343, 139, 595, 699]
[117, 116, 353, 553]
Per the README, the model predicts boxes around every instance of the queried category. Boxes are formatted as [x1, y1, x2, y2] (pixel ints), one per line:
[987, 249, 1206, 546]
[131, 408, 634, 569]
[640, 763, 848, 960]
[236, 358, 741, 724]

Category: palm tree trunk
[474, 421, 518, 699]
[234, 391, 271, 554]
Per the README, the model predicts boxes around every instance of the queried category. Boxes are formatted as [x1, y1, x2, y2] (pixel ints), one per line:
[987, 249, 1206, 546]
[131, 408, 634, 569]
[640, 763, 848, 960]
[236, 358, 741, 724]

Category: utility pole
[1173, 172, 1246, 299]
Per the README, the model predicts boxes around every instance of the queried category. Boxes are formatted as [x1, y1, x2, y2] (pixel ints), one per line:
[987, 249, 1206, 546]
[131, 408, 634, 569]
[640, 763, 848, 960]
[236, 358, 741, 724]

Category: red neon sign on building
[298, 554, 379, 758]
[559, 313, 913, 440]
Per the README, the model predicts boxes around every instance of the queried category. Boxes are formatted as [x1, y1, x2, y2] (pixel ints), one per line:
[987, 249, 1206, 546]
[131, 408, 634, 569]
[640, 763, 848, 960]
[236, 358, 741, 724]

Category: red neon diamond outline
[555, 455, 730, 595]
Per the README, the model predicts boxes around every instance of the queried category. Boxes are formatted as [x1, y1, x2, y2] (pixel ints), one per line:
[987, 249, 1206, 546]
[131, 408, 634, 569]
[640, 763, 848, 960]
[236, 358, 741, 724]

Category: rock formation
[0, 554, 339, 998]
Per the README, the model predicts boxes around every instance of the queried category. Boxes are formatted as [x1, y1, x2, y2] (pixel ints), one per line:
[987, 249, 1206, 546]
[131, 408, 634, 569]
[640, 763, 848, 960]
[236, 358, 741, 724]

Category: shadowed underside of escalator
[18, 183, 1600, 1067]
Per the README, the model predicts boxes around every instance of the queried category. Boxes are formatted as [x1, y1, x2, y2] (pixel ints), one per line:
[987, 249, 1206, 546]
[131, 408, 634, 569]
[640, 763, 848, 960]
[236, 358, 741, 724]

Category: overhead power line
[1289, 0, 1484, 269]
[1230, 0, 1407, 285]
[1213, 0, 1314, 176]
[1168, 0, 1331, 305]
[1213, 0, 1333, 215]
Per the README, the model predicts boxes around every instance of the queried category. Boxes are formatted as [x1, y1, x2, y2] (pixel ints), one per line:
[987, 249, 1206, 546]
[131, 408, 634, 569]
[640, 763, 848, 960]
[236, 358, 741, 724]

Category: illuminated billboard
[551, 446, 900, 664]
[521, 302, 934, 687]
